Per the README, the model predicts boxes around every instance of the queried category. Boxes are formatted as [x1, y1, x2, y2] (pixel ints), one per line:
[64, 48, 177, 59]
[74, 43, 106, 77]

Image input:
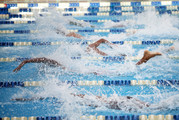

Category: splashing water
[10, 9, 179, 119]
[135, 10, 179, 36]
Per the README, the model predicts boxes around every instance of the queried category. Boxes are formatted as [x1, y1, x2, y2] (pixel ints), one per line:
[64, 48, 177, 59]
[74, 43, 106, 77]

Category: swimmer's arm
[66, 32, 84, 39]
[92, 47, 108, 56]
[56, 28, 84, 39]
[13, 57, 65, 72]
[86, 46, 108, 56]
[89, 38, 116, 49]
[88, 39, 116, 56]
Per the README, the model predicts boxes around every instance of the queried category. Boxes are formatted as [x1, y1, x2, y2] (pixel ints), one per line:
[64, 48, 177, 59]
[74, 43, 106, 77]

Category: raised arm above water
[13, 57, 65, 72]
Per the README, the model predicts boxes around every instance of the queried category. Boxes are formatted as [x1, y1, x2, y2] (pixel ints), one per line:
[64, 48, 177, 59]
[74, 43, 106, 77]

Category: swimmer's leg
[13, 57, 65, 72]
[136, 50, 162, 65]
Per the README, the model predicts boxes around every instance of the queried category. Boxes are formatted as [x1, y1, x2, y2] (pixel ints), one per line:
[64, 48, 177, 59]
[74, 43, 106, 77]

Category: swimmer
[70, 93, 150, 109]
[11, 93, 149, 111]
[13, 39, 174, 72]
[39, 10, 92, 39]
[56, 20, 135, 39]
[86, 39, 174, 65]
[55, 21, 85, 39]
[55, 18, 136, 39]
[56, 29, 136, 39]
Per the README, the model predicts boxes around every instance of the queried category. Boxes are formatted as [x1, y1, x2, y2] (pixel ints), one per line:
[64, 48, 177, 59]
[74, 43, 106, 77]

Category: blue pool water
[0, 3, 179, 120]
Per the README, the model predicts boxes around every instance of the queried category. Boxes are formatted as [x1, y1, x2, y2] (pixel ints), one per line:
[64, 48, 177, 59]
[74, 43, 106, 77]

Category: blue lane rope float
[0, 19, 137, 24]
[0, 19, 126, 24]
[62, 11, 179, 16]
[0, 30, 38, 34]
[81, 20, 121, 23]
[4, 6, 179, 13]
[0, 39, 175, 47]
[69, 29, 130, 33]
[0, 11, 178, 19]
[0, 2, 178, 19]
[0, 55, 179, 62]
[0, 114, 178, 120]
[0, 29, 179, 36]
[70, 55, 179, 61]
[0, 20, 35, 24]
[0, 29, 138, 34]
[1, 1, 179, 8]
[1, 8, 179, 18]
[0, 11, 178, 20]
[0, 80, 178, 87]
[0, 5, 179, 21]
[0, 10, 179, 21]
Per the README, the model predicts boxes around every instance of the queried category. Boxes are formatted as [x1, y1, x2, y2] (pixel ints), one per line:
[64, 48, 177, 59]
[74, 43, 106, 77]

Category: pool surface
[0, 1, 179, 120]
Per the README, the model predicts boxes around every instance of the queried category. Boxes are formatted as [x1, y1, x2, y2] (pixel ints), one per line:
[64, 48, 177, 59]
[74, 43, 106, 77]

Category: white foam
[103, 20, 136, 28]
[135, 10, 179, 36]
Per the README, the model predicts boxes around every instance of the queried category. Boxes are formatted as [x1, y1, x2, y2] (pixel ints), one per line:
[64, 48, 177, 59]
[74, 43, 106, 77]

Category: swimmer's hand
[13, 61, 27, 72]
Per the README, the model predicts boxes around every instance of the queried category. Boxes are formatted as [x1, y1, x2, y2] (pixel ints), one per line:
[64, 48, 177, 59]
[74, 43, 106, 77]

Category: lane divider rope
[0, 20, 35, 24]
[0, 80, 178, 87]
[0, 55, 178, 62]
[0, 10, 179, 20]
[0, 29, 178, 35]
[0, 114, 178, 120]
[0, 19, 132, 23]
[1, 1, 179, 8]
[0, 11, 178, 18]
[0, 30, 37, 34]
[71, 55, 179, 61]
[62, 11, 179, 16]
[0, 19, 134, 24]
[0, 40, 175, 47]
[68, 29, 138, 33]
[4, 6, 179, 13]
[0, 29, 137, 34]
